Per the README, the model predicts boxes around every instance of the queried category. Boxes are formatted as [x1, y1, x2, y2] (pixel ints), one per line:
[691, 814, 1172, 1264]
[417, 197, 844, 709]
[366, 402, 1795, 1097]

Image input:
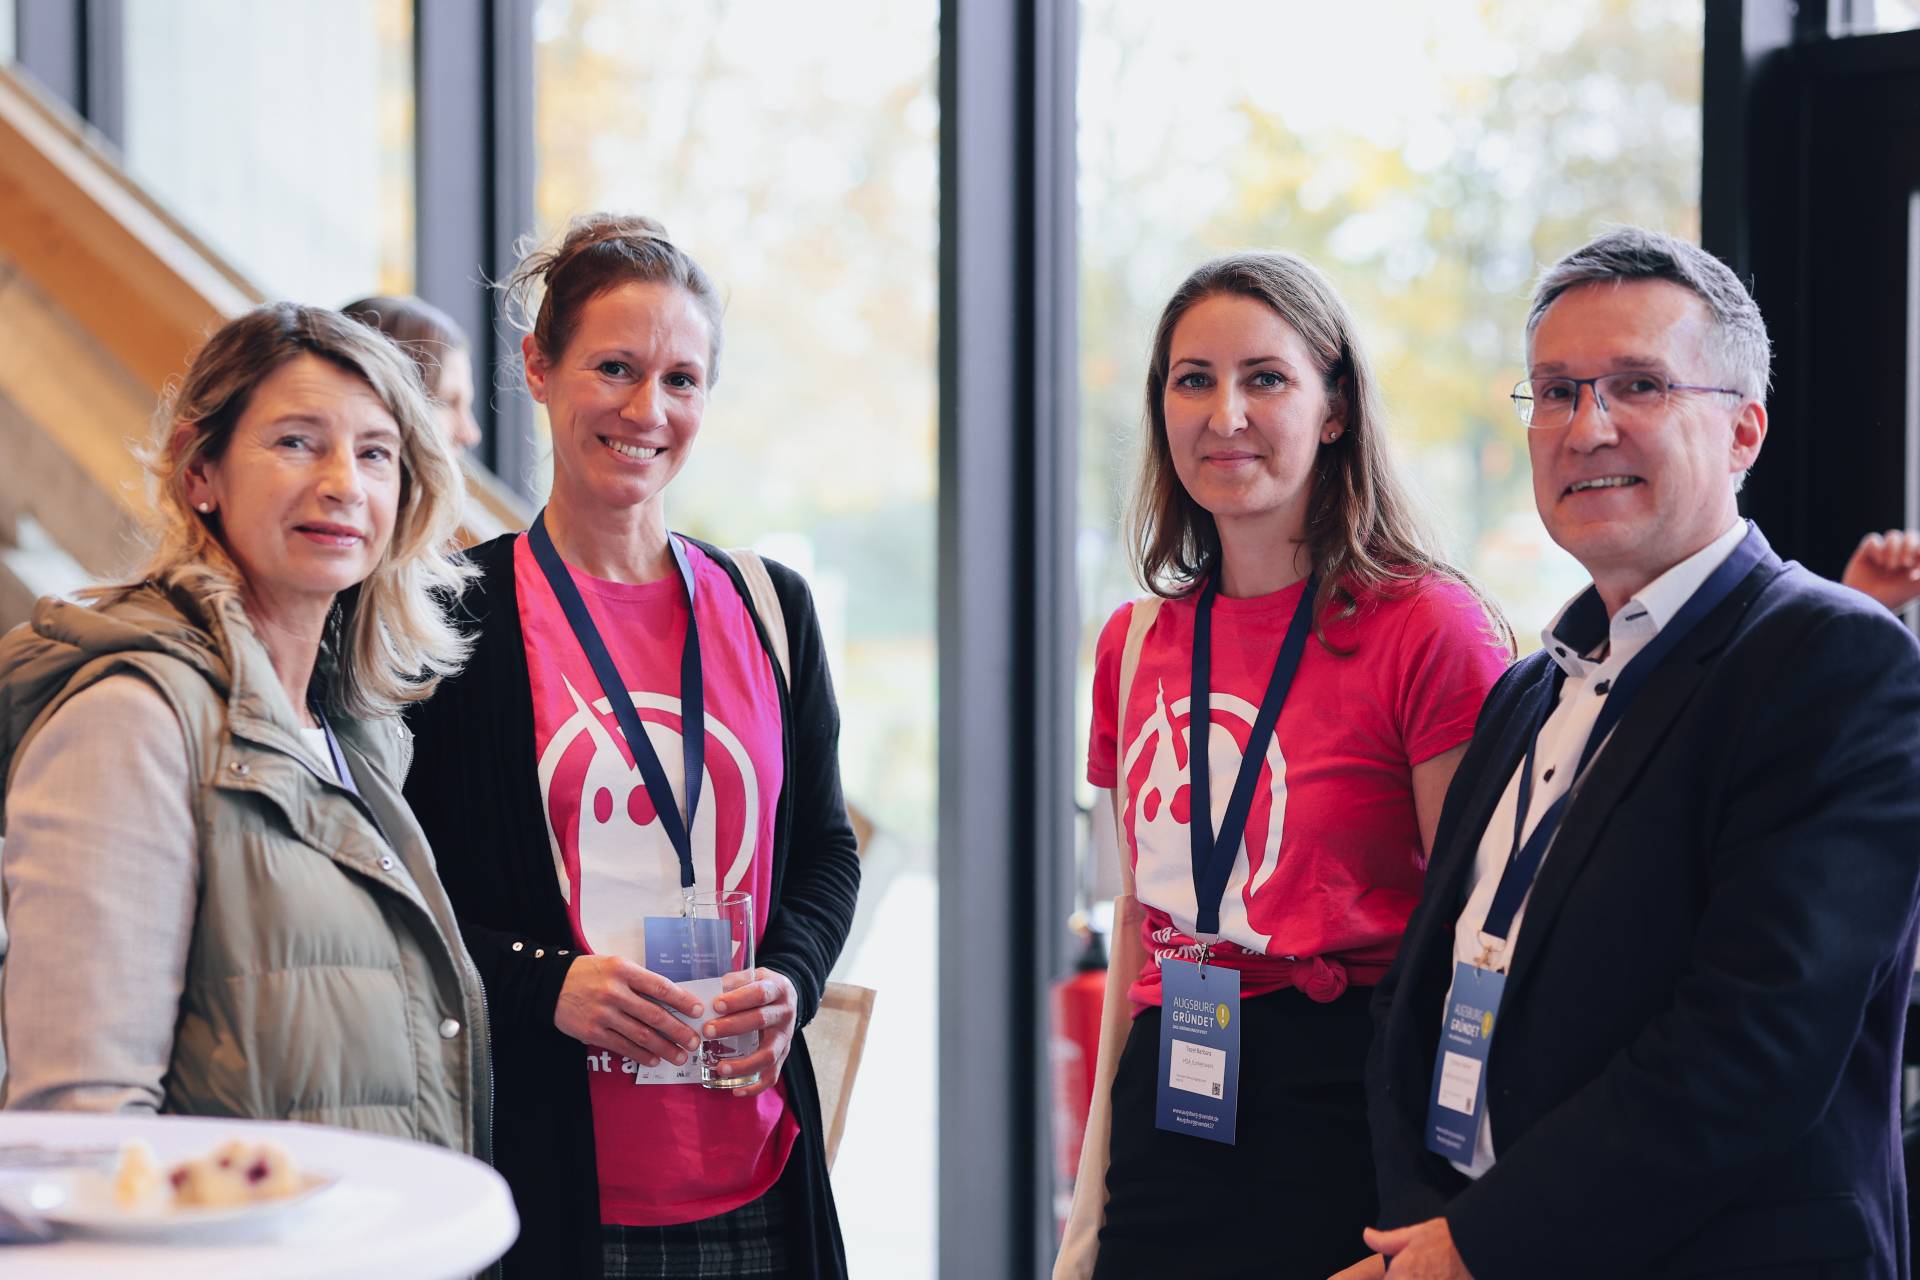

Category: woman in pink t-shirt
[404, 214, 860, 1279]
[1069, 253, 1512, 1280]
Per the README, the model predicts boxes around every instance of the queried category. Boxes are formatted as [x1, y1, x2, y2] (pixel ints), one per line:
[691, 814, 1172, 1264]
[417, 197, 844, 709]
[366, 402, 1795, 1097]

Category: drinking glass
[687, 890, 759, 1090]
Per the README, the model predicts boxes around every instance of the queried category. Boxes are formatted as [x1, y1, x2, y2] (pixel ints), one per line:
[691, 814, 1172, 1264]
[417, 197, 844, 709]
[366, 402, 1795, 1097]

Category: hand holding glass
[687, 890, 759, 1090]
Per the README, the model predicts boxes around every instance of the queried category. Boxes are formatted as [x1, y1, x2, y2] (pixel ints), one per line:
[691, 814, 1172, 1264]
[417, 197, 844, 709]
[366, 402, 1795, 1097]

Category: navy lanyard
[527, 510, 705, 891]
[312, 706, 397, 850]
[1478, 525, 1764, 954]
[1189, 570, 1319, 938]
[314, 710, 357, 796]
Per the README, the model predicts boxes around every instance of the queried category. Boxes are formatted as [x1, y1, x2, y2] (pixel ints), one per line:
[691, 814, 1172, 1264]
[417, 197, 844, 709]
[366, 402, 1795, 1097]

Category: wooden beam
[0, 68, 255, 392]
[0, 271, 153, 578]
[0, 64, 531, 563]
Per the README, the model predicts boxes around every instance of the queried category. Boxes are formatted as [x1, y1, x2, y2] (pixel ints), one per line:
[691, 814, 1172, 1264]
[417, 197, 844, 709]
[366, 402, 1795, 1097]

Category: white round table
[0, 1112, 517, 1278]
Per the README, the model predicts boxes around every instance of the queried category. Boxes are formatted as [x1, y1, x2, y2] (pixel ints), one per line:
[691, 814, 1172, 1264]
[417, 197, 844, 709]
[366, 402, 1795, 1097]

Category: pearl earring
[196, 502, 213, 513]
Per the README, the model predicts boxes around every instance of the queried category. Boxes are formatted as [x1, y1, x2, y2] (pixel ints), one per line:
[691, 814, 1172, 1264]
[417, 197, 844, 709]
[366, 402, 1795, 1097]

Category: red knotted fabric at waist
[1130, 929, 1390, 1009]
[1276, 953, 1349, 1002]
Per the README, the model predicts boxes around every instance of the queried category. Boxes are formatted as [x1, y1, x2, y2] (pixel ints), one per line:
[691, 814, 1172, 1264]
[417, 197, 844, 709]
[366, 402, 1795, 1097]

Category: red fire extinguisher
[1051, 914, 1109, 1229]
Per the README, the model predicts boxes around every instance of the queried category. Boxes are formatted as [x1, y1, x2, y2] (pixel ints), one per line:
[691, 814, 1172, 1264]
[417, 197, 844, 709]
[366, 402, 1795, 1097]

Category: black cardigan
[405, 533, 860, 1278]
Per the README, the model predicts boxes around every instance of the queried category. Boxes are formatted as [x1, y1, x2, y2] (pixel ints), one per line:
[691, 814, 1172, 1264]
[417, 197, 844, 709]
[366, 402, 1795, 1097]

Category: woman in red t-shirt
[1070, 253, 1512, 1280]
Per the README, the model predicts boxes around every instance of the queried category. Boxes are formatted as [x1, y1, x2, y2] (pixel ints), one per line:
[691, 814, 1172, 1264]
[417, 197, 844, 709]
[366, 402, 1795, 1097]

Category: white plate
[0, 1167, 338, 1240]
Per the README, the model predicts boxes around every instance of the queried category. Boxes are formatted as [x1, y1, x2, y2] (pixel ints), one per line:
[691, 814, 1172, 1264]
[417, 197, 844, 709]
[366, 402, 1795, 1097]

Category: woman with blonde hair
[0, 303, 489, 1158]
[1062, 252, 1512, 1278]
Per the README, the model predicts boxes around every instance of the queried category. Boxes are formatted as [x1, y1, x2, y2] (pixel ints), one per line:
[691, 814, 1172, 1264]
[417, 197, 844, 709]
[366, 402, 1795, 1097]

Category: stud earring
[196, 502, 213, 513]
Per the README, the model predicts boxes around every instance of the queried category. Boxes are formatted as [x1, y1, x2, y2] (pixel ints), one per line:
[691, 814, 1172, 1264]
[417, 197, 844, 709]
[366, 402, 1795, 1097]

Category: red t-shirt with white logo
[1087, 574, 1508, 1007]
[515, 534, 798, 1226]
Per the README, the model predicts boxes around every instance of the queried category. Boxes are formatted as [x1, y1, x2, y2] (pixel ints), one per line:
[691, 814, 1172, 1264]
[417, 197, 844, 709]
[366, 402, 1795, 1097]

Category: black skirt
[1092, 983, 1380, 1280]
[601, 1184, 789, 1279]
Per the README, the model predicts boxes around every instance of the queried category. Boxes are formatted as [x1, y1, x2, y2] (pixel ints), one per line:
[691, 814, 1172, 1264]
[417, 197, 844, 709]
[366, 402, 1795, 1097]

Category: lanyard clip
[1473, 931, 1506, 972]
[1195, 940, 1214, 976]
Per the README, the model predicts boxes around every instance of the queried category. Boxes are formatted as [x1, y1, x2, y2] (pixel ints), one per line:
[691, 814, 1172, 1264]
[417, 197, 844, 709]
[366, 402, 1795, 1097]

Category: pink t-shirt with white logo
[515, 533, 797, 1227]
[1088, 574, 1508, 1007]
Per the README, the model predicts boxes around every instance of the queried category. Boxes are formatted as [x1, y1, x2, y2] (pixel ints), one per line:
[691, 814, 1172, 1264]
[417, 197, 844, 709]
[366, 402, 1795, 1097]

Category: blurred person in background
[1845, 528, 1920, 612]
[0, 303, 489, 1158]
[1058, 251, 1512, 1280]
[343, 293, 484, 451]
[403, 213, 860, 1279]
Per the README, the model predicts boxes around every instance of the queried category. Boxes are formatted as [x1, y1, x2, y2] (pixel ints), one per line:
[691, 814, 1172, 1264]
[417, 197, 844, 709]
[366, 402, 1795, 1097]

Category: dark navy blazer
[1368, 529, 1920, 1279]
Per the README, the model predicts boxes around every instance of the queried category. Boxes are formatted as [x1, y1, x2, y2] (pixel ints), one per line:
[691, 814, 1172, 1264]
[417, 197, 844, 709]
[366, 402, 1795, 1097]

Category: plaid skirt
[601, 1186, 790, 1279]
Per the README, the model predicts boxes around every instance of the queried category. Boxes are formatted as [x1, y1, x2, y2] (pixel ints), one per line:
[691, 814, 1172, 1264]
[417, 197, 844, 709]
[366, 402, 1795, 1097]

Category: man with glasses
[1351, 227, 1920, 1280]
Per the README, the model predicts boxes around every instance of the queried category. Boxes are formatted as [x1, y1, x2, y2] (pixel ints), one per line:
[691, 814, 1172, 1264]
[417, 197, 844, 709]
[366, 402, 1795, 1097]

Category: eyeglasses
[1511, 373, 1743, 429]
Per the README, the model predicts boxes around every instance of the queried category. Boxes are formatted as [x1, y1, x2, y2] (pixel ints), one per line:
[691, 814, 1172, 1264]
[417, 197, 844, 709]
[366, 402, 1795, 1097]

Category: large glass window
[1840, 0, 1920, 33]
[1077, 0, 1703, 713]
[533, 4, 939, 1275]
[121, 0, 414, 302]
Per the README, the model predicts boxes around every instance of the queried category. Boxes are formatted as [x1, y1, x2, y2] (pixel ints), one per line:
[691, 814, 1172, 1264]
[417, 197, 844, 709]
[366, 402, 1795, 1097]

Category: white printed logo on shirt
[1122, 679, 1287, 955]
[536, 675, 760, 959]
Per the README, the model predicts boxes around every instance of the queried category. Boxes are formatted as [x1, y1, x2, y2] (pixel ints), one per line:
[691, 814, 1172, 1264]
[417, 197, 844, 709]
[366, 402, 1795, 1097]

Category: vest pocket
[174, 965, 418, 1119]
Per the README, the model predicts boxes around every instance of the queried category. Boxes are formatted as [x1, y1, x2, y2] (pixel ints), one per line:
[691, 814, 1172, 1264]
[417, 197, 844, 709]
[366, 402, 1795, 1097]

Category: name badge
[1425, 961, 1505, 1160]
[1155, 958, 1240, 1144]
[610, 916, 735, 1086]
[642, 915, 731, 980]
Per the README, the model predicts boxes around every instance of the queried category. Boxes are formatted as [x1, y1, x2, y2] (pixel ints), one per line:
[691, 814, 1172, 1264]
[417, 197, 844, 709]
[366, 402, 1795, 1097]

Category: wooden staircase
[0, 65, 527, 628]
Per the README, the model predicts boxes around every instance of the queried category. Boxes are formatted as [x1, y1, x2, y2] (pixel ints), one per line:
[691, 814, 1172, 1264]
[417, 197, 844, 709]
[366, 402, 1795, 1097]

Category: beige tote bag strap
[1054, 596, 1161, 1279]
[719, 547, 791, 687]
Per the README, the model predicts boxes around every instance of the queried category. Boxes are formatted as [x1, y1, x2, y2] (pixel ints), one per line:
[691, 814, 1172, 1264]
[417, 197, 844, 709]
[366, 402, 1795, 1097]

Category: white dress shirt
[1446, 518, 1748, 1177]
